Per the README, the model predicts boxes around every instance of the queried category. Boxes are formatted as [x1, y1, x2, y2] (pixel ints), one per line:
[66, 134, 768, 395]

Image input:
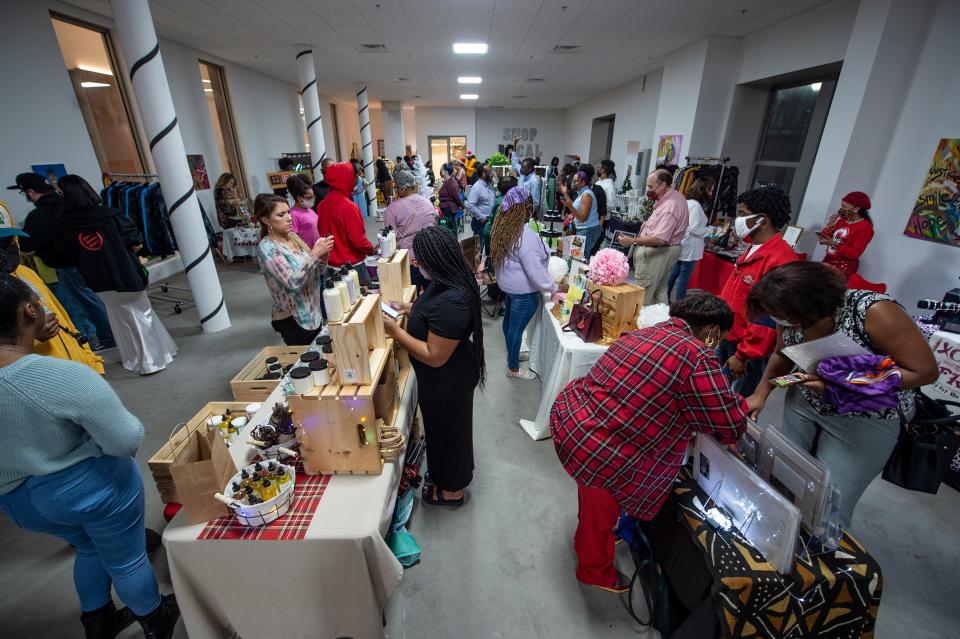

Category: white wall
[565, 70, 662, 188]
[413, 107, 476, 164]
[737, 0, 860, 84]
[475, 108, 566, 164]
[0, 0, 102, 224]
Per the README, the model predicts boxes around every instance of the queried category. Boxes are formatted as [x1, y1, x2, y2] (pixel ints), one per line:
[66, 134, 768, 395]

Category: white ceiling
[62, 0, 831, 108]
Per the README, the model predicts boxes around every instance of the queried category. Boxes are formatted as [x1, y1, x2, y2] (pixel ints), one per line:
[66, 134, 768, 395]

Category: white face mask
[734, 214, 760, 239]
[301, 198, 315, 209]
[770, 316, 797, 327]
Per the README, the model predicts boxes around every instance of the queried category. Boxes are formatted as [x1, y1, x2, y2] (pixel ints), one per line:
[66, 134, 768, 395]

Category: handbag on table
[563, 289, 603, 343]
[882, 391, 960, 494]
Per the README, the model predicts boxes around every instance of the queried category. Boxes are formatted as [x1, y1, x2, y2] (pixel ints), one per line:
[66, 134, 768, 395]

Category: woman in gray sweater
[0, 275, 179, 639]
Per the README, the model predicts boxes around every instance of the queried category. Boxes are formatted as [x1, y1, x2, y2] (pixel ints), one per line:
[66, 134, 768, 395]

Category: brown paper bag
[169, 429, 238, 524]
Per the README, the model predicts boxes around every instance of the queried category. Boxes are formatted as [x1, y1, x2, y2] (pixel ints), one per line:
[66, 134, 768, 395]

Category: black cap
[7, 173, 49, 192]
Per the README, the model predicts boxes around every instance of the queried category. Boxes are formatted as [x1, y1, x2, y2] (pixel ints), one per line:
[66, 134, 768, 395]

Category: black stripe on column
[183, 244, 211, 274]
[129, 43, 160, 79]
[200, 297, 225, 324]
[149, 117, 178, 151]
[360, 122, 370, 132]
[359, 104, 368, 116]
[306, 116, 321, 130]
[356, 87, 366, 97]
[300, 78, 316, 95]
[296, 49, 312, 59]
[311, 151, 328, 170]
[167, 186, 195, 217]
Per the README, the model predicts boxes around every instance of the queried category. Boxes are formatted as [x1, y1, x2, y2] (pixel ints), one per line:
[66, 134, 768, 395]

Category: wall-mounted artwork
[656, 135, 683, 167]
[31, 164, 67, 189]
[903, 138, 960, 248]
[187, 154, 210, 190]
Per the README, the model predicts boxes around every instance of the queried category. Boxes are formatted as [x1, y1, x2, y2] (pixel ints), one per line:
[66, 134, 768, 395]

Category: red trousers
[574, 483, 621, 587]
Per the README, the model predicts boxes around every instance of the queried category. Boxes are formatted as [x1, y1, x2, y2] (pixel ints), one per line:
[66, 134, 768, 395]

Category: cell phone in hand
[381, 302, 401, 320]
[770, 373, 806, 388]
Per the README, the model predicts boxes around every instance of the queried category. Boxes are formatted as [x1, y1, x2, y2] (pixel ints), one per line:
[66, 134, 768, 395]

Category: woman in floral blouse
[254, 194, 333, 345]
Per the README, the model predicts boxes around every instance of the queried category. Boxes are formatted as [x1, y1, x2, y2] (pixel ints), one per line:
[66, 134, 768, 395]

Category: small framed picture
[783, 225, 804, 248]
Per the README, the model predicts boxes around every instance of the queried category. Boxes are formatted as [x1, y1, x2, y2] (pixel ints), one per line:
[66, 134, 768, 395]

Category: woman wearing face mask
[383, 170, 438, 289]
[551, 293, 747, 592]
[745, 262, 937, 526]
[717, 187, 799, 397]
[437, 163, 464, 229]
[818, 191, 874, 278]
[255, 193, 334, 345]
[286, 174, 320, 249]
[558, 169, 601, 254]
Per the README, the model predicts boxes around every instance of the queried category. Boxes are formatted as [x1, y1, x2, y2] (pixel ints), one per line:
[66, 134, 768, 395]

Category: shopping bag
[882, 392, 960, 494]
[170, 429, 239, 523]
[563, 289, 603, 343]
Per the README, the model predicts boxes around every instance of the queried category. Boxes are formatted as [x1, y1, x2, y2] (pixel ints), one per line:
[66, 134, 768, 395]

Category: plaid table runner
[197, 462, 330, 541]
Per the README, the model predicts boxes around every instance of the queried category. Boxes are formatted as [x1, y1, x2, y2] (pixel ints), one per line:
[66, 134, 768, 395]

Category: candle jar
[321, 343, 336, 367]
[299, 351, 321, 365]
[309, 358, 331, 386]
[289, 366, 313, 394]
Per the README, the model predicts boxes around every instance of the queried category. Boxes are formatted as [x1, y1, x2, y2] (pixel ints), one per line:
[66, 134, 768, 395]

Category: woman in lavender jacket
[490, 186, 558, 379]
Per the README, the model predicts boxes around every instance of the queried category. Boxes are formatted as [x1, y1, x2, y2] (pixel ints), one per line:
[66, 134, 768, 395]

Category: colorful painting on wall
[904, 138, 960, 248]
[187, 154, 210, 190]
[31, 164, 67, 190]
[655, 135, 682, 167]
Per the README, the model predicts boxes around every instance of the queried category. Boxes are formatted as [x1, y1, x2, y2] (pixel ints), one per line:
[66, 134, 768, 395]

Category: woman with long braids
[382, 226, 485, 508]
[490, 186, 557, 379]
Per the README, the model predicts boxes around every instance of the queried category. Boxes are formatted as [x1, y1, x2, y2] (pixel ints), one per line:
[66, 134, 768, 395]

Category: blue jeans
[716, 338, 767, 398]
[0, 456, 161, 615]
[667, 260, 697, 300]
[503, 292, 540, 370]
[54, 268, 115, 348]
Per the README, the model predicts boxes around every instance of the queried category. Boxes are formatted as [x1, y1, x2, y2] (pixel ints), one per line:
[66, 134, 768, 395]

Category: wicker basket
[217, 462, 297, 527]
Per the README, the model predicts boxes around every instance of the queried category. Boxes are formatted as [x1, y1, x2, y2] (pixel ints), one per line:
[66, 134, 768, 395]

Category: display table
[162, 369, 418, 639]
[644, 472, 882, 639]
[520, 298, 608, 440]
[687, 250, 736, 295]
[221, 226, 259, 262]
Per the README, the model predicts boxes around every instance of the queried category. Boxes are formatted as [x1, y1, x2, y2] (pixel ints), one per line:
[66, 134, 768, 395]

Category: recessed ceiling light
[453, 42, 487, 55]
[458, 76, 482, 84]
[460, 94, 479, 100]
[80, 81, 111, 88]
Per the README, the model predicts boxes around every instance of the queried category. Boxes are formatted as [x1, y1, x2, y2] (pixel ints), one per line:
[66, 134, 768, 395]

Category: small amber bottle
[266, 461, 278, 479]
[239, 469, 252, 489]
[244, 485, 261, 505]
[231, 481, 244, 500]
[276, 467, 291, 488]
[260, 478, 278, 501]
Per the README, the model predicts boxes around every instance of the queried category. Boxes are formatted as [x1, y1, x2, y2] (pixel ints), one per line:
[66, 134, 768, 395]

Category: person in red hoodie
[818, 191, 874, 278]
[718, 187, 798, 396]
[316, 162, 376, 283]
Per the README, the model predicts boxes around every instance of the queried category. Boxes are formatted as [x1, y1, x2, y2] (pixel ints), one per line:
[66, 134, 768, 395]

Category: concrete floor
[1, 222, 959, 638]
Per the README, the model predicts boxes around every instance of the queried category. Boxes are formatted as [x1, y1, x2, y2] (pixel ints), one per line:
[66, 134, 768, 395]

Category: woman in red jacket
[718, 187, 799, 397]
[316, 162, 376, 283]
[818, 191, 874, 278]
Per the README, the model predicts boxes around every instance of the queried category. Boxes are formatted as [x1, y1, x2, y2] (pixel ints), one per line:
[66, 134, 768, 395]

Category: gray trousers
[634, 244, 682, 306]
[777, 387, 899, 528]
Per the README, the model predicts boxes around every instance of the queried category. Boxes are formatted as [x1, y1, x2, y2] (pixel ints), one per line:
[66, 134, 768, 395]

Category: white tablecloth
[162, 371, 418, 639]
[519, 298, 608, 440]
[222, 227, 259, 262]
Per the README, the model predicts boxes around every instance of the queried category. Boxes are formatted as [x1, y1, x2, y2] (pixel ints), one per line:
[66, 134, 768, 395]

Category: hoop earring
[704, 332, 717, 348]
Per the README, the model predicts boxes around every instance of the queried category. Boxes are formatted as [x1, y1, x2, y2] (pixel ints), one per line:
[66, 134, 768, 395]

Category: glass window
[756, 84, 820, 163]
[199, 61, 247, 198]
[51, 16, 143, 175]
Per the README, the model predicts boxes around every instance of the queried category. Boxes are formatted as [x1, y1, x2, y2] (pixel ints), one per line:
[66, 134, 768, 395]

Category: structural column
[355, 84, 379, 219]
[381, 100, 406, 160]
[296, 49, 327, 172]
[111, 0, 230, 332]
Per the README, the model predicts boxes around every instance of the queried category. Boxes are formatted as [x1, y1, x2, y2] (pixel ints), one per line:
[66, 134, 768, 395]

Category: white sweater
[679, 200, 710, 262]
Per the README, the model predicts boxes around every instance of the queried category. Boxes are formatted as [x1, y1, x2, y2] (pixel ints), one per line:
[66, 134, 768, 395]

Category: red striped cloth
[197, 462, 330, 541]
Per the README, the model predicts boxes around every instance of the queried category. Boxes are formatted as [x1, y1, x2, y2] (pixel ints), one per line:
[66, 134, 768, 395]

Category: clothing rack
[674, 157, 738, 221]
[107, 172, 158, 180]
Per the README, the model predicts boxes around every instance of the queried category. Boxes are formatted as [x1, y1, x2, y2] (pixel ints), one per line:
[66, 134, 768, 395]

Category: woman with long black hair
[382, 226, 485, 508]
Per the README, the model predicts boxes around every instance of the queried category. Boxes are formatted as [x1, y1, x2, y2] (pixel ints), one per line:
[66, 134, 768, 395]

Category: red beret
[842, 191, 871, 210]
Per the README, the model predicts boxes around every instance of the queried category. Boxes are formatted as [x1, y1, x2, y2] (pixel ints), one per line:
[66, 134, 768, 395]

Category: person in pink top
[618, 169, 689, 306]
[285, 174, 320, 248]
[383, 169, 438, 288]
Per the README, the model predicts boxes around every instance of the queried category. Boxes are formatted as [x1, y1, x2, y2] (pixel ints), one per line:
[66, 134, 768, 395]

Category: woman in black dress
[382, 226, 485, 507]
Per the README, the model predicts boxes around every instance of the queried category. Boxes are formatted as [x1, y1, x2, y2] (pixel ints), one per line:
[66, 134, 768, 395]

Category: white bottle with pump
[379, 228, 392, 258]
[348, 266, 361, 298]
[333, 273, 350, 309]
[323, 280, 344, 322]
[340, 266, 358, 304]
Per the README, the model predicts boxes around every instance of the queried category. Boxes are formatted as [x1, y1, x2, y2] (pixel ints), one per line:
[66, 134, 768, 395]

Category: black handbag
[882, 391, 960, 494]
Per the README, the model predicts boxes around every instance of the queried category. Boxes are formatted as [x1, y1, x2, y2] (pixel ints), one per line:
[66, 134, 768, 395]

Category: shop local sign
[503, 128, 540, 159]
[928, 331, 960, 408]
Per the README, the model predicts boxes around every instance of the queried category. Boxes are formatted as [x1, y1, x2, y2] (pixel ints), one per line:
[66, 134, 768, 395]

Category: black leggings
[271, 316, 320, 346]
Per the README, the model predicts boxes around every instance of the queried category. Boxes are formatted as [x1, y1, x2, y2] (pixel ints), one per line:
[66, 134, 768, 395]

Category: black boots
[136, 594, 181, 639]
[80, 601, 135, 639]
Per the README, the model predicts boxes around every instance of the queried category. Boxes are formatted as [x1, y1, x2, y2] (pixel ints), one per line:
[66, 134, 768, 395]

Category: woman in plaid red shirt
[551, 294, 748, 592]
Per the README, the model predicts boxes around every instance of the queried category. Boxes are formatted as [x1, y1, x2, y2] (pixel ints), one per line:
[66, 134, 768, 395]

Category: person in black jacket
[56, 175, 176, 375]
[7, 173, 115, 350]
[311, 158, 335, 208]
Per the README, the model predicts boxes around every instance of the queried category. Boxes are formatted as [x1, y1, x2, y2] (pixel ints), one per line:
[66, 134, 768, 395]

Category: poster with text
[31, 164, 67, 190]
[903, 138, 960, 248]
[187, 154, 210, 190]
[655, 135, 682, 167]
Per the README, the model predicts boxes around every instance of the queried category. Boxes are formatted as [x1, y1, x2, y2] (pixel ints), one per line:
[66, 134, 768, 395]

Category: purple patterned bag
[816, 354, 902, 415]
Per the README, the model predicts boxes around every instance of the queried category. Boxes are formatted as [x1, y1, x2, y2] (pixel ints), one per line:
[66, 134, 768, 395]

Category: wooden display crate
[378, 248, 411, 303]
[288, 342, 393, 475]
[230, 345, 306, 401]
[587, 281, 645, 339]
[329, 294, 386, 385]
[148, 401, 249, 504]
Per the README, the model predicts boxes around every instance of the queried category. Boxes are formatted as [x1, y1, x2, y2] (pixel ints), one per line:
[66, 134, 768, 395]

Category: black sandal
[421, 484, 464, 508]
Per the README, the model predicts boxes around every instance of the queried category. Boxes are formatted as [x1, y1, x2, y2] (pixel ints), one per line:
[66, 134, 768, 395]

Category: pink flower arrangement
[588, 248, 630, 286]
